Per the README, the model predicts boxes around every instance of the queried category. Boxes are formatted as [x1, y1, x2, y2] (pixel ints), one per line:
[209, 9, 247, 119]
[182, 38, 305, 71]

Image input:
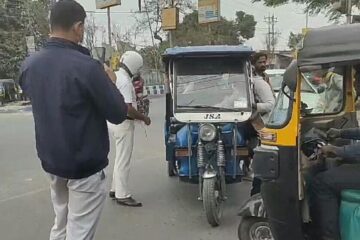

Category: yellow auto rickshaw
[238, 23, 360, 240]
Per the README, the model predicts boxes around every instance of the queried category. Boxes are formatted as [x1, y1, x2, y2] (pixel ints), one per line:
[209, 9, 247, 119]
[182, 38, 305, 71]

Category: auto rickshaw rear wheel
[203, 178, 222, 227]
[238, 217, 274, 240]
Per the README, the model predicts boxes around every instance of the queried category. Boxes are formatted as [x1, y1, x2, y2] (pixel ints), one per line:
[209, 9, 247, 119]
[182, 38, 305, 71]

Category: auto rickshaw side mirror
[282, 60, 298, 92]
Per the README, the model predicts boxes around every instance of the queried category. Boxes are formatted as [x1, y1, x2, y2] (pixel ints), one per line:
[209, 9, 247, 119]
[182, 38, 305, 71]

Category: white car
[265, 69, 286, 97]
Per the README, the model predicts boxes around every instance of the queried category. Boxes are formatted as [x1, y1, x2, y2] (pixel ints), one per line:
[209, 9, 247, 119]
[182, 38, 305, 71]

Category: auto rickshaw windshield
[173, 57, 250, 112]
[267, 65, 346, 127]
[300, 66, 345, 115]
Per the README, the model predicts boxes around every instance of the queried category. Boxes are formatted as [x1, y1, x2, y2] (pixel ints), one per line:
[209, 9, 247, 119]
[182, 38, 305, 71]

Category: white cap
[120, 51, 144, 76]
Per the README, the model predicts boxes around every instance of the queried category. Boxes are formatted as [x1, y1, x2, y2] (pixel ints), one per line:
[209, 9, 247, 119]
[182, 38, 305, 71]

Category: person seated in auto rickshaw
[312, 68, 343, 114]
[310, 128, 360, 240]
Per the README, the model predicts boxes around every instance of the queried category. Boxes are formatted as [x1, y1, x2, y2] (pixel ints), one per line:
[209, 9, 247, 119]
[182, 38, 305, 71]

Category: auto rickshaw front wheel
[203, 178, 222, 227]
[167, 160, 177, 177]
[238, 217, 274, 240]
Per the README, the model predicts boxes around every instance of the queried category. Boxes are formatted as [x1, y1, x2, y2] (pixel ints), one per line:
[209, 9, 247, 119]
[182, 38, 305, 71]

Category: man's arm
[118, 79, 151, 125]
[328, 128, 360, 140]
[127, 104, 151, 125]
[255, 79, 275, 113]
[340, 128, 360, 140]
[322, 143, 360, 163]
[85, 62, 128, 124]
[335, 144, 360, 163]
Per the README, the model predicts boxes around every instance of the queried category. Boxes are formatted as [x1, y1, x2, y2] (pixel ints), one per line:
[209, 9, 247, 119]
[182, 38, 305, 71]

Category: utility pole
[306, 10, 309, 28]
[264, 14, 278, 64]
[168, 0, 175, 48]
[143, 0, 159, 83]
[107, 7, 112, 45]
[49, 0, 56, 19]
[346, 0, 352, 24]
[265, 14, 271, 55]
[271, 14, 276, 61]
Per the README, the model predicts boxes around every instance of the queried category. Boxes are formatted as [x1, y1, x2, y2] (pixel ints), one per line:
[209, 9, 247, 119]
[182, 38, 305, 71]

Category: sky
[76, 0, 334, 50]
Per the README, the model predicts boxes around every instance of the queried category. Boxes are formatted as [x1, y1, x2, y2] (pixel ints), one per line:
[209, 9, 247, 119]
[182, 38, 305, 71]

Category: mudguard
[238, 193, 267, 218]
[203, 169, 217, 179]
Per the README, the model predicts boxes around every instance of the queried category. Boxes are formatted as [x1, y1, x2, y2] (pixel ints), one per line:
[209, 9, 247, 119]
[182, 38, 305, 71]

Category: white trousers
[108, 120, 135, 199]
[48, 170, 107, 240]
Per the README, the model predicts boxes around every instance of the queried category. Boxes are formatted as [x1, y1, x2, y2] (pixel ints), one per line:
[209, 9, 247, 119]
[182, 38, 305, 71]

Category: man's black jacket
[20, 38, 127, 179]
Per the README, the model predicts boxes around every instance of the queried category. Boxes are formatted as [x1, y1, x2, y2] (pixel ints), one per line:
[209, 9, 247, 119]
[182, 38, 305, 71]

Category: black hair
[50, 0, 86, 31]
[251, 52, 268, 65]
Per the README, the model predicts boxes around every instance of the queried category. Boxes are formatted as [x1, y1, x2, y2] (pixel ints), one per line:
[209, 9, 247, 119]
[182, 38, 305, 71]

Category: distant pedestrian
[19, 1, 128, 239]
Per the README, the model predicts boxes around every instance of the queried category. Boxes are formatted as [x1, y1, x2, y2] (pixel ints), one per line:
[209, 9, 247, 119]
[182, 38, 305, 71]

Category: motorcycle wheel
[203, 178, 222, 227]
[238, 217, 274, 240]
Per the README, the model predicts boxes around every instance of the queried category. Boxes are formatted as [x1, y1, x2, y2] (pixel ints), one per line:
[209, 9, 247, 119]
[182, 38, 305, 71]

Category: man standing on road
[244, 52, 275, 195]
[19, 1, 128, 239]
[108, 51, 151, 207]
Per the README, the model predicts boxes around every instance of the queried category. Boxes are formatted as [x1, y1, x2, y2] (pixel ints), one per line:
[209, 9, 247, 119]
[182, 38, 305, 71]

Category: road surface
[0, 96, 250, 240]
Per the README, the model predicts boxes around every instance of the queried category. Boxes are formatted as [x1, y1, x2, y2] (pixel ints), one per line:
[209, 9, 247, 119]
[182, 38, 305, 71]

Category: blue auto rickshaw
[163, 45, 256, 226]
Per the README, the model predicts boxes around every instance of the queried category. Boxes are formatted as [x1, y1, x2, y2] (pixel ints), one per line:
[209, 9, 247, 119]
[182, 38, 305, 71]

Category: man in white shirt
[108, 51, 151, 207]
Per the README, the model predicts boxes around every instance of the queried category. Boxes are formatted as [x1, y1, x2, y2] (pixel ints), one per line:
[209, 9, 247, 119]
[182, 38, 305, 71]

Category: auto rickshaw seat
[340, 190, 360, 240]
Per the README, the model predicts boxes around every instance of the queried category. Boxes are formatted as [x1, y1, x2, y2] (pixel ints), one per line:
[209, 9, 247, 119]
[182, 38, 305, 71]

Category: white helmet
[120, 51, 144, 76]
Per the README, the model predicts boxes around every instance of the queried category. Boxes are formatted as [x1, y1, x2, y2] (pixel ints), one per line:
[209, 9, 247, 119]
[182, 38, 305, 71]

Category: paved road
[0, 96, 250, 240]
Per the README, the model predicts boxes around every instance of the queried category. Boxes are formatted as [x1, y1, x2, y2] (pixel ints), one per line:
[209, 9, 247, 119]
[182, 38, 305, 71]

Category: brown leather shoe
[116, 197, 142, 207]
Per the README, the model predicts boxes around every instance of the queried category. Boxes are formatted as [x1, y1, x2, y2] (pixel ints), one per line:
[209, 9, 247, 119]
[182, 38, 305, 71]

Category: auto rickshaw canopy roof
[162, 45, 254, 62]
[298, 23, 360, 67]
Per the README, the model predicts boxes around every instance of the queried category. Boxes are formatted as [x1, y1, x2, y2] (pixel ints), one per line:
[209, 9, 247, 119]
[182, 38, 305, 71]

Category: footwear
[116, 197, 142, 207]
[109, 191, 116, 199]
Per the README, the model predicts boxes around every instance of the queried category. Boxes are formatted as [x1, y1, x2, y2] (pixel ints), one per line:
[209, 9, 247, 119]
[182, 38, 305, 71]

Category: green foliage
[253, 0, 360, 20]
[235, 11, 257, 40]
[288, 32, 303, 50]
[0, 0, 49, 79]
[172, 11, 257, 46]
[141, 10, 256, 70]
[140, 46, 161, 70]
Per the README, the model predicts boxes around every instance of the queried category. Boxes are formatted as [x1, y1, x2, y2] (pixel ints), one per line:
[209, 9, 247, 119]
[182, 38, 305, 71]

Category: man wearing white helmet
[108, 51, 151, 207]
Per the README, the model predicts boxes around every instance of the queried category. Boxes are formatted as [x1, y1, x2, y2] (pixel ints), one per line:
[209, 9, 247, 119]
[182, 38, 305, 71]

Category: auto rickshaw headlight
[199, 124, 217, 142]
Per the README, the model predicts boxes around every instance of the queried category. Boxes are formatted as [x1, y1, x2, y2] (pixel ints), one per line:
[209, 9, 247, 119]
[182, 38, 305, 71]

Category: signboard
[96, 0, 121, 9]
[162, 7, 179, 30]
[198, 0, 220, 24]
[25, 36, 36, 53]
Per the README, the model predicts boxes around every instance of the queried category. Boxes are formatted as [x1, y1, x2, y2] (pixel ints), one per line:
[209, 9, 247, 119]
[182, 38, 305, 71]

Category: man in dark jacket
[19, 1, 128, 239]
[310, 128, 360, 240]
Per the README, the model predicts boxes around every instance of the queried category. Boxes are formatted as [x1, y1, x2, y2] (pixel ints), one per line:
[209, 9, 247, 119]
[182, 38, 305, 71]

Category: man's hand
[320, 145, 340, 158]
[252, 103, 257, 111]
[327, 128, 341, 139]
[104, 63, 116, 84]
[143, 116, 151, 126]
